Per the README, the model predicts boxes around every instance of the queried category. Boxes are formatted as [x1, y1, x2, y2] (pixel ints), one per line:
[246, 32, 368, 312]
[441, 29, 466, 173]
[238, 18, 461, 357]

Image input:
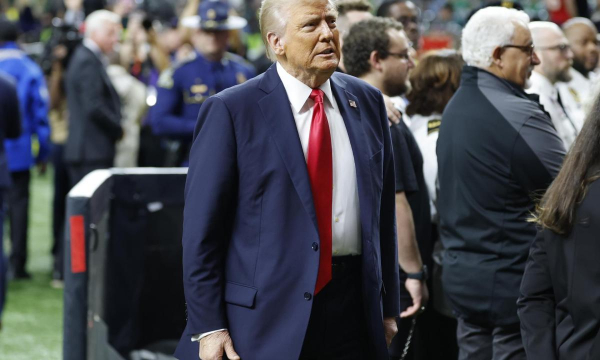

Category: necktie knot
[310, 89, 324, 104]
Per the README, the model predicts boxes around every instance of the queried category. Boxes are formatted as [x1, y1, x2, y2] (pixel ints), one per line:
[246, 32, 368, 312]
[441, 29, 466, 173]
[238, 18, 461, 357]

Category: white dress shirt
[407, 113, 441, 223]
[527, 71, 581, 149]
[276, 62, 362, 256]
[193, 64, 362, 342]
[556, 67, 591, 125]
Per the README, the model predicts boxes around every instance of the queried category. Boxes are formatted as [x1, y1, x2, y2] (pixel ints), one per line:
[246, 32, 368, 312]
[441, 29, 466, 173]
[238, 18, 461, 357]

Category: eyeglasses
[536, 43, 571, 54]
[387, 51, 412, 61]
[502, 43, 535, 57]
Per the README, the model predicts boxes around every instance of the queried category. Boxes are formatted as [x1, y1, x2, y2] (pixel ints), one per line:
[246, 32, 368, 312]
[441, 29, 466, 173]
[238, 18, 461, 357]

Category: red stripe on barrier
[70, 215, 86, 273]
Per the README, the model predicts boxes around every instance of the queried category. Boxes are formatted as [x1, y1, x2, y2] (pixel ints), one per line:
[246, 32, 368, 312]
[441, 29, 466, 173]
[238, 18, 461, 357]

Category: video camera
[40, 18, 83, 75]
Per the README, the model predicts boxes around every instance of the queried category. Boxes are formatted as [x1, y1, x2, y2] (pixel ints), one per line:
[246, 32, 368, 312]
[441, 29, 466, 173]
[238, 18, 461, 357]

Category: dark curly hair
[376, 0, 407, 17]
[342, 17, 403, 78]
[336, 0, 372, 15]
[406, 50, 463, 117]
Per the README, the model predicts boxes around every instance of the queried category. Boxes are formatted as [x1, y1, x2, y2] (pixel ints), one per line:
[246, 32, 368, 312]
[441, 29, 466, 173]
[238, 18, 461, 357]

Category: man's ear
[267, 32, 285, 57]
[492, 46, 503, 68]
[369, 50, 383, 71]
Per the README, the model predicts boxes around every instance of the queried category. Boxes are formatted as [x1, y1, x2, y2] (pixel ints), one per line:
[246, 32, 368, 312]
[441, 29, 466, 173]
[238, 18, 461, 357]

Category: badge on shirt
[191, 84, 208, 94]
[568, 87, 581, 104]
[349, 100, 357, 108]
[427, 119, 441, 135]
[236, 72, 247, 84]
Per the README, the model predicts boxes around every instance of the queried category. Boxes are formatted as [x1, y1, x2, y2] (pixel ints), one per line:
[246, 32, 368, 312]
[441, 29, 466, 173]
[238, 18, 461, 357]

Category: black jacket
[65, 44, 122, 164]
[437, 65, 565, 326]
[0, 73, 22, 187]
[518, 179, 600, 360]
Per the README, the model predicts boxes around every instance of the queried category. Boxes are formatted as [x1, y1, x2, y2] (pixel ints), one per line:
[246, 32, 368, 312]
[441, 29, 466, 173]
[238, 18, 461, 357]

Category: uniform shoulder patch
[427, 119, 441, 135]
[157, 68, 175, 89]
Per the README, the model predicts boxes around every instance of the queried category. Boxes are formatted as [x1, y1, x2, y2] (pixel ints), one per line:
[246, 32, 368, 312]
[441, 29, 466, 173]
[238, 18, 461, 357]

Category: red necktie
[307, 89, 333, 295]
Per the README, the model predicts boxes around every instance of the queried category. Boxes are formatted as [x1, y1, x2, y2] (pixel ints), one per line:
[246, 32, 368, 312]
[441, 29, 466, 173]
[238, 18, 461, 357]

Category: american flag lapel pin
[349, 100, 357, 108]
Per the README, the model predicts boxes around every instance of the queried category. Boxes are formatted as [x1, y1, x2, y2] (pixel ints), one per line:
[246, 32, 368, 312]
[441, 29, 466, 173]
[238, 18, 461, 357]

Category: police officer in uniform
[151, 0, 255, 165]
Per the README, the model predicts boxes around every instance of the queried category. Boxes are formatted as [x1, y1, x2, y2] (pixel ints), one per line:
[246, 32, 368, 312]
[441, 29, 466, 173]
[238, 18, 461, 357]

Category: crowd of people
[1, 0, 600, 359]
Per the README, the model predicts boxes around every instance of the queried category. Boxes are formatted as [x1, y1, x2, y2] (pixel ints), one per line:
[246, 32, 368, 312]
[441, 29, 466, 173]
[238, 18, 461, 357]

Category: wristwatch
[406, 265, 428, 281]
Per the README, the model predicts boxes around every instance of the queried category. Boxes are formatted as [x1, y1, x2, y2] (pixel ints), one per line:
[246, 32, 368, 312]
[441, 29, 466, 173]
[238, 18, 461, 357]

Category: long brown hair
[536, 93, 600, 234]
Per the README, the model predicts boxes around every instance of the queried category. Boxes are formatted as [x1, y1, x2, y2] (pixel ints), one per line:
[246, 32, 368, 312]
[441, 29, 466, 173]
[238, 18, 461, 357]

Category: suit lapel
[258, 65, 318, 232]
[330, 75, 373, 244]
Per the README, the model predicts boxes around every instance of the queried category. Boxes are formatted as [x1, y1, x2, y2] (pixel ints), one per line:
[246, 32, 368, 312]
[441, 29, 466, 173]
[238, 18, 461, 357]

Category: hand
[383, 316, 398, 347]
[199, 330, 241, 360]
[37, 162, 48, 176]
[400, 278, 429, 318]
[383, 94, 401, 126]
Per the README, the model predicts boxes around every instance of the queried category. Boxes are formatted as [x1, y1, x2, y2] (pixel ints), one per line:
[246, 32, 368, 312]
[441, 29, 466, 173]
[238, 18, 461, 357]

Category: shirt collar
[83, 38, 108, 67]
[276, 62, 336, 114]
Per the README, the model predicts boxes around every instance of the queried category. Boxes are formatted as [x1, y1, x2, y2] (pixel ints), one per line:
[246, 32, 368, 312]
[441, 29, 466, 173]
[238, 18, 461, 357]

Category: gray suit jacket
[65, 45, 122, 164]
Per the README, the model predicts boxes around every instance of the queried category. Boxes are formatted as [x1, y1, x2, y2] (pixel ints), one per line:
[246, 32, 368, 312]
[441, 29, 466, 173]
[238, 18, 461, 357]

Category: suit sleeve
[181, 95, 237, 335]
[512, 114, 565, 195]
[378, 94, 400, 318]
[517, 230, 558, 360]
[78, 60, 123, 141]
[151, 69, 196, 138]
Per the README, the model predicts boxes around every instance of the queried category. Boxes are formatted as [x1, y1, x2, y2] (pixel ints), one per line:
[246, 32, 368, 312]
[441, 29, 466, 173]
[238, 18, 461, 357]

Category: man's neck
[572, 60, 590, 78]
[278, 59, 333, 88]
[359, 72, 387, 96]
[200, 50, 225, 63]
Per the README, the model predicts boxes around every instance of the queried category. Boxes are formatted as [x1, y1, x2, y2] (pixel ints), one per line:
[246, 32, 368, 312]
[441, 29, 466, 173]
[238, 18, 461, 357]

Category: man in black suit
[65, 9, 122, 187]
[0, 72, 22, 328]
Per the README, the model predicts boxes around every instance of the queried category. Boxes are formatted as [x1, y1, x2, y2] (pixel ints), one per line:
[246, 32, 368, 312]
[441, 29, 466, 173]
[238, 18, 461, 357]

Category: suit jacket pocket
[224, 282, 258, 308]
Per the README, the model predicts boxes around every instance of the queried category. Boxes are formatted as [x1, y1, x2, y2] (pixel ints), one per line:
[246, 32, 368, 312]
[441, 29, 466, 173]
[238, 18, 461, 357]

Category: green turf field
[0, 169, 63, 359]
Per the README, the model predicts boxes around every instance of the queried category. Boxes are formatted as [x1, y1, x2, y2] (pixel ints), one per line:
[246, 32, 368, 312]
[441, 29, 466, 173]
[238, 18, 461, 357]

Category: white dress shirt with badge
[193, 63, 362, 342]
[407, 113, 441, 223]
[527, 71, 582, 149]
[556, 67, 590, 127]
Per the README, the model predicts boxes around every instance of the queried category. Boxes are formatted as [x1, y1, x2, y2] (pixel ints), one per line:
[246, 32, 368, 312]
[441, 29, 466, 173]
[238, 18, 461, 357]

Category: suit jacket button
[312, 242, 319, 251]
[304, 292, 312, 301]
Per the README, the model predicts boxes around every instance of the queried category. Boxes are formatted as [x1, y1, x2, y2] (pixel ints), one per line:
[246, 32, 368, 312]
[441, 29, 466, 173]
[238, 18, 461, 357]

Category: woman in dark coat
[518, 92, 600, 360]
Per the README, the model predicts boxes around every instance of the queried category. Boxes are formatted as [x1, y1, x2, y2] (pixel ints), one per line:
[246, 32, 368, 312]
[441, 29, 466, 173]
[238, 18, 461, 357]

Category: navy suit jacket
[175, 64, 399, 360]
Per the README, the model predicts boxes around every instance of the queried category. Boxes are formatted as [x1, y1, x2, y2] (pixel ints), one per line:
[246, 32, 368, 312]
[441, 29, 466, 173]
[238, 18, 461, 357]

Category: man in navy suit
[175, 0, 400, 359]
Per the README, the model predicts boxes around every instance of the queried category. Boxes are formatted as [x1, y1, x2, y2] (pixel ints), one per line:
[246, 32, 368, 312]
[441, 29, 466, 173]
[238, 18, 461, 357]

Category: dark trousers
[299, 256, 371, 360]
[456, 318, 525, 360]
[67, 162, 112, 189]
[7, 170, 30, 272]
[52, 144, 69, 279]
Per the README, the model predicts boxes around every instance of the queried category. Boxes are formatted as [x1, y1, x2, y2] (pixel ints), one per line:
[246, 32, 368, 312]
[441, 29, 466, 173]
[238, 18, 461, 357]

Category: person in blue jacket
[0, 19, 50, 280]
[0, 72, 22, 329]
[151, 0, 255, 166]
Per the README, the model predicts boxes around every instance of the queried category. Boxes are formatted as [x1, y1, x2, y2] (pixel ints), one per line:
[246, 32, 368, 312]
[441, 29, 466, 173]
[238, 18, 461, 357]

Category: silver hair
[259, 0, 290, 61]
[85, 10, 121, 38]
[461, 7, 530, 68]
[529, 21, 563, 46]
